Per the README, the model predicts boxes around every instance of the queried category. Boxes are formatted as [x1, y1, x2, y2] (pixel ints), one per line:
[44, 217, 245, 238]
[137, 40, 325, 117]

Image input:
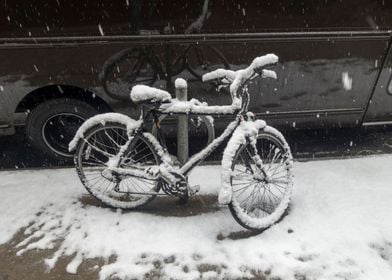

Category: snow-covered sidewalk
[1, 155, 392, 279]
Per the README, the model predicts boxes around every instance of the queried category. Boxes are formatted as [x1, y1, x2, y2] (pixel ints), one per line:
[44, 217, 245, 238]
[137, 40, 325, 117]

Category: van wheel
[26, 98, 100, 161]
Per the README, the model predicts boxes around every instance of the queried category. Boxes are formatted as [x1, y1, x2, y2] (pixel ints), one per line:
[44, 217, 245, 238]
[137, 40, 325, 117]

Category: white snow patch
[1, 156, 392, 279]
[342, 72, 353, 91]
[230, 54, 278, 97]
[98, 24, 104, 36]
[159, 97, 241, 115]
[202, 54, 278, 100]
[68, 113, 142, 152]
[202, 68, 236, 83]
[130, 85, 172, 104]
[175, 78, 187, 89]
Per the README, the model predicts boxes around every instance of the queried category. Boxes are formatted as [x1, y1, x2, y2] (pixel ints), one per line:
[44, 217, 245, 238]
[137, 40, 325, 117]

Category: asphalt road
[1, 125, 392, 170]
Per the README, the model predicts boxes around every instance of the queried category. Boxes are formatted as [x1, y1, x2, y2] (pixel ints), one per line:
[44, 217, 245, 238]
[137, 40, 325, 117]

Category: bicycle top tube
[155, 97, 241, 116]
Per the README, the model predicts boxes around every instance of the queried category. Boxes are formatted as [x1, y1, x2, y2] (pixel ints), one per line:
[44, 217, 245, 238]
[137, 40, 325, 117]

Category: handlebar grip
[251, 54, 279, 74]
[260, 69, 277, 79]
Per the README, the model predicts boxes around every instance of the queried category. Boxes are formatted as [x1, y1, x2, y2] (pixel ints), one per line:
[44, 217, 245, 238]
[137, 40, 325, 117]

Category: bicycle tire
[75, 122, 162, 209]
[226, 126, 293, 231]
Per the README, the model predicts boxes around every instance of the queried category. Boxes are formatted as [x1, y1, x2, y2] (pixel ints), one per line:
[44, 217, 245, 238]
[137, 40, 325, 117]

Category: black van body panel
[363, 40, 392, 125]
[1, 0, 392, 132]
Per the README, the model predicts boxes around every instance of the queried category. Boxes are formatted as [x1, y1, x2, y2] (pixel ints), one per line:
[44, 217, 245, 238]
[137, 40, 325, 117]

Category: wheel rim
[77, 124, 159, 207]
[42, 113, 85, 157]
[230, 134, 292, 221]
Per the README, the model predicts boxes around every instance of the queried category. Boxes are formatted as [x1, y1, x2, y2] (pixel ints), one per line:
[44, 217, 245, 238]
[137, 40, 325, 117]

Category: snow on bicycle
[69, 53, 293, 232]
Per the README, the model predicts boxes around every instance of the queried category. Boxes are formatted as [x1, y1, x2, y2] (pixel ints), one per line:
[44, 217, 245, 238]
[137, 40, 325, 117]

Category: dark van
[1, 0, 392, 159]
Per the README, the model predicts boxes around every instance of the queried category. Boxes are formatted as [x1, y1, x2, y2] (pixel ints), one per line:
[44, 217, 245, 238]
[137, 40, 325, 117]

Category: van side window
[203, 0, 392, 33]
[1, 0, 392, 37]
[1, 0, 207, 37]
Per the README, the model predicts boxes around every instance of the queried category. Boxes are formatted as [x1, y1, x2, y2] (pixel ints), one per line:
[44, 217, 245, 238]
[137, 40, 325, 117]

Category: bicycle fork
[244, 141, 270, 182]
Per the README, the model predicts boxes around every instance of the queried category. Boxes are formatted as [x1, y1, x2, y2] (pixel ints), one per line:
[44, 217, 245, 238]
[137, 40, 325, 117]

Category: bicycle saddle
[130, 85, 172, 104]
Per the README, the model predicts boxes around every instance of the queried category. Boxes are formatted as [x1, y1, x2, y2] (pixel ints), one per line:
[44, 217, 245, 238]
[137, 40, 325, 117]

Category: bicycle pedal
[188, 185, 200, 196]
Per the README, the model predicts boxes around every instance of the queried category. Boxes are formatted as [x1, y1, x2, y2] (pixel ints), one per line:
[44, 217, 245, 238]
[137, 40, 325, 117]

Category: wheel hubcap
[42, 113, 85, 157]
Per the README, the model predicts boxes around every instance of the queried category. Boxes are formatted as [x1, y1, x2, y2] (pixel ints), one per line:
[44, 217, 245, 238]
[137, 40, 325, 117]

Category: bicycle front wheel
[75, 122, 161, 209]
[227, 127, 293, 231]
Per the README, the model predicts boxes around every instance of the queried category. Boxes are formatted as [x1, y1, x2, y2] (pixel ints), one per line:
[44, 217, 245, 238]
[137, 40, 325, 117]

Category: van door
[362, 43, 392, 126]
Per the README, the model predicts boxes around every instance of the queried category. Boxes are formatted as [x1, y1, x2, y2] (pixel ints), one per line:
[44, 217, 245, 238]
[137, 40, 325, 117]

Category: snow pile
[130, 85, 172, 104]
[1, 156, 392, 279]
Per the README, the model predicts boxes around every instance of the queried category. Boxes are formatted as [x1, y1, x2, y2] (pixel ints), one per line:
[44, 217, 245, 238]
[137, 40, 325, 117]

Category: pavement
[1, 124, 392, 279]
[1, 158, 392, 279]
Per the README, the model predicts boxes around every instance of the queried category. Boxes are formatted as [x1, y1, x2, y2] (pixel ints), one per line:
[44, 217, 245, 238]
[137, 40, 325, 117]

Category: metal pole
[175, 78, 188, 165]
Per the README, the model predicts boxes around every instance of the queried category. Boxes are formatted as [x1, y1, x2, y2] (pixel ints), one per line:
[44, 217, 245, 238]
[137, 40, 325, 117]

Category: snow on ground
[1, 156, 392, 279]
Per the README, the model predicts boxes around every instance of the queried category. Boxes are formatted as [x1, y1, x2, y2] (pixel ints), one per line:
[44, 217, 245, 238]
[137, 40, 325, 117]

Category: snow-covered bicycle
[69, 54, 293, 232]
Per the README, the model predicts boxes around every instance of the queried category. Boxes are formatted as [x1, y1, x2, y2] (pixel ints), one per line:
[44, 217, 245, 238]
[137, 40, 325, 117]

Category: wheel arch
[15, 85, 112, 114]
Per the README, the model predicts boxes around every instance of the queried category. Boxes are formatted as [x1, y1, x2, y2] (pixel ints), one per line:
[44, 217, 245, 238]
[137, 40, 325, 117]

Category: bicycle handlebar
[230, 54, 278, 97]
[202, 53, 278, 97]
[202, 69, 236, 84]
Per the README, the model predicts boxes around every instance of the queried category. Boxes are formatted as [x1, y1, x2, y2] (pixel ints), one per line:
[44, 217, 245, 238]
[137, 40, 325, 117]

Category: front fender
[219, 118, 267, 204]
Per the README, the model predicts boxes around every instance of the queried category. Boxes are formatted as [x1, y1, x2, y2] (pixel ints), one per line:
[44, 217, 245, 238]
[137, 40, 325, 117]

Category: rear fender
[68, 113, 142, 152]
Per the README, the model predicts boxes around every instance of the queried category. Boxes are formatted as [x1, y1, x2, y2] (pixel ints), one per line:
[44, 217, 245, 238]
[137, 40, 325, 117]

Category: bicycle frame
[72, 54, 294, 232]
[109, 73, 262, 181]
[155, 112, 241, 177]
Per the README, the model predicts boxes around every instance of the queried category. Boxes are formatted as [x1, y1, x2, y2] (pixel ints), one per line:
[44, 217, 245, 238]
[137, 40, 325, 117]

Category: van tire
[26, 98, 100, 161]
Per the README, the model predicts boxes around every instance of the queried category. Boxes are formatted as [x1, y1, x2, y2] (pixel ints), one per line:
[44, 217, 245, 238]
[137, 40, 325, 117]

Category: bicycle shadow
[217, 230, 262, 240]
[79, 194, 272, 241]
[79, 194, 222, 217]
[79, 195, 268, 239]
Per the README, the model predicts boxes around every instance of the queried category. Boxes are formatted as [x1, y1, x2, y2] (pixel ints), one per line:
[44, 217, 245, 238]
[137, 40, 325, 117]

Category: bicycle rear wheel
[227, 127, 293, 231]
[75, 122, 161, 209]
